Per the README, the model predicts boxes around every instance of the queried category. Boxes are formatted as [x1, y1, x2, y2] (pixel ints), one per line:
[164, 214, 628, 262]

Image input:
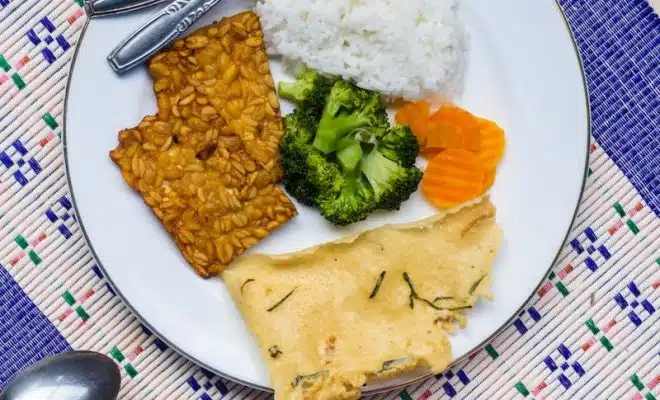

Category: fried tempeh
[110, 12, 297, 277]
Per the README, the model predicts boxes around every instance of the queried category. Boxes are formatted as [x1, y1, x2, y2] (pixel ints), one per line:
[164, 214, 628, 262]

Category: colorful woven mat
[0, 0, 658, 399]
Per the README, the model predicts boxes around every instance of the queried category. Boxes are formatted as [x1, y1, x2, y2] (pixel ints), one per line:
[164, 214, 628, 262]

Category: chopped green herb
[267, 288, 297, 312]
[377, 358, 409, 373]
[369, 271, 387, 299]
[291, 370, 328, 388]
[447, 305, 472, 311]
[469, 274, 487, 295]
[402, 272, 417, 308]
[403, 273, 471, 311]
[268, 345, 282, 359]
[240, 279, 255, 294]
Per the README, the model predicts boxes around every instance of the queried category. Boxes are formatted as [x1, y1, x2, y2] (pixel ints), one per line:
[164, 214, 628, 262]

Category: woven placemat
[0, 0, 658, 399]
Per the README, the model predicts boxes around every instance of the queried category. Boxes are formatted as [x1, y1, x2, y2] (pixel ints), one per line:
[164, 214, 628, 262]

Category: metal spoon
[0, 351, 120, 400]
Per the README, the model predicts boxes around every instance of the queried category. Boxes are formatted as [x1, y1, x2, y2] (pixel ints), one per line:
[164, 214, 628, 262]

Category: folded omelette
[223, 198, 501, 399]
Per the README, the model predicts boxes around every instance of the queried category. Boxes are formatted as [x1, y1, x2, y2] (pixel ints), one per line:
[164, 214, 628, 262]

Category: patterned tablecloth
[0, 0, 658, 399]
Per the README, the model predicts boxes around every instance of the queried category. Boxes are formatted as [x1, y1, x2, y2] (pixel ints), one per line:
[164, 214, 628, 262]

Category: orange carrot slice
[422, 149, 487, 208]
[482, 168, 497, 193]
[396, 100, 430, 146]
[420, 148, 443, 159]
[475, 117, 506, 169]
[426, 105, 481, 152]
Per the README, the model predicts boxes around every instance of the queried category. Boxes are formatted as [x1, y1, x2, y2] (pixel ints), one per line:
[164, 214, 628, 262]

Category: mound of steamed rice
[255, 0, 468, 101]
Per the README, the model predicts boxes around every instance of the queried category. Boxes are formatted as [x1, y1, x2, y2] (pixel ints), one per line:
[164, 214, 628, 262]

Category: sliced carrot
[482, 168, 497, 193]
[422, 149, 487, 209]
[475, 117, 506, 169]
[426, 105, 481, 152]
[395, 100, 430, 146]
[420, 147, 443, 159]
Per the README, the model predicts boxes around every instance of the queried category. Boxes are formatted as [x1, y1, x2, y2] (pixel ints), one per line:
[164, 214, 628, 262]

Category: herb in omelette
[267, 288, 297, 312]
[469, 274, 487, 295]
[369, 271, 387, 299]
[240, 279, 255, 294]
[268, 345, 282, 359]
[377, 358, 409, 373]
[403, 272, 471, 311]
[291, 370, 328, 388]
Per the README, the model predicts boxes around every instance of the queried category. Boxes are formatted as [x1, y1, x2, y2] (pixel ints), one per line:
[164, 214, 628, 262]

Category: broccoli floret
[379, 125, 420, 167]
[317, 171, 375, 226]
[361, 148, 423, 211]
[313, 80, 389, 154]
[280, 110, 318, 205]
[305, 152, 344, 198]
[279, 75, 422, 224]
[277, 71, 333, 118]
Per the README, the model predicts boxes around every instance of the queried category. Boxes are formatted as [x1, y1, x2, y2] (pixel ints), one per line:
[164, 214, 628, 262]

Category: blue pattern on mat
[560, 0, 660, 216]
[0, 264, 72, 389]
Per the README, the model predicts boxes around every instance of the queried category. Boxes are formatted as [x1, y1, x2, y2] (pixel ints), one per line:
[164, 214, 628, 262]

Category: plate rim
[62, 1, 592, 394]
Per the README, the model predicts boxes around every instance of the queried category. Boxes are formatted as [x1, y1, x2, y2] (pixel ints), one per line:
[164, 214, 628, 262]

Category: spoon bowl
[0, 351, 120, 400]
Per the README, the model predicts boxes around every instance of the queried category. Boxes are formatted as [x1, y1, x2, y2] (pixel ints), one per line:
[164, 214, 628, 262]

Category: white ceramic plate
[64, 0, 589, 393]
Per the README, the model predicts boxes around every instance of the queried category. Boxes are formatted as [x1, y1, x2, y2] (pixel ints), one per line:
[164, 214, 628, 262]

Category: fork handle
[85, 0, 169, 17]
[107, 0, 223, 74]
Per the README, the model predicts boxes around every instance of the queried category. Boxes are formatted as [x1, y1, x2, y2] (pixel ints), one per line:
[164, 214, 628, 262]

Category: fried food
[223, 198, 501, 400]
[110, 12, 297, 277]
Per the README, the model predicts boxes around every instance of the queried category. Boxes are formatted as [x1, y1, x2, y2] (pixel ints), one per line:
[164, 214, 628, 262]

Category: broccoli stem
[337, 140, 363, 173]
[313, 114, 370, 153]
[361, 149, 400, 195]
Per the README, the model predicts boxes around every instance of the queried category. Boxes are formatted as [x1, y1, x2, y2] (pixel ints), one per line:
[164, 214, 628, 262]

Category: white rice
[255, 0, 469, 101]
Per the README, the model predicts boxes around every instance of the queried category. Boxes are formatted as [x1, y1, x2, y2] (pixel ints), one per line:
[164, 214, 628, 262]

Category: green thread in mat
[631, 374, 644, 390]
[75, 306, 89, 321]
[548, 271, 555, 280]
[0, 55, 10, 72]
[485, 343, 499, 360]
[599, 336, 614, 352]
[14, 235, 28, 250]
[110, 346, 125, 362]
[646, 393, 657, 400]
[62, 290, 75, 306]
[124, 364, 138, 378]
[515, 382, 529, 397]
[11, 73, 25, 90]
[614, 202, 626, 217]
[585, 319, 599, 334]
[588, 167, 593, 176]
[556, 281, 569, 296]
[74, 0, 84, 5]
[626, 220, 640, 234]
[399, 390, 413, 400]
[43, 113, 59, 129]
[28, 250, 41, 265]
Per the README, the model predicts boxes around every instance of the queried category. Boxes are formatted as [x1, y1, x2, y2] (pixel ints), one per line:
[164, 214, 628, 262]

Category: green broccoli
[379, 125, 420, 167]
[278, 74, 422, 225]
[277, 71, 333, 118]
[317, 171, 375, 226]
[312, 80, 389, 154]
[280, 110, 318, 205]
[361, 147, 423, 211]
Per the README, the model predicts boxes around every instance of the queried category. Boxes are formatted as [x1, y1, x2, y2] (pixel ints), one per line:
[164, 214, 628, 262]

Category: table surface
[0, 1, 658, 399]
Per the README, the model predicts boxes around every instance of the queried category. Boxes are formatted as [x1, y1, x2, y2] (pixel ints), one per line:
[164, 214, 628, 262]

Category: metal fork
[106, 0, 224, 74]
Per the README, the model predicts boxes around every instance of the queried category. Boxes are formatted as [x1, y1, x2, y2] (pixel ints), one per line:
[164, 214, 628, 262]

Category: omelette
[223, 198, 502, 400]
